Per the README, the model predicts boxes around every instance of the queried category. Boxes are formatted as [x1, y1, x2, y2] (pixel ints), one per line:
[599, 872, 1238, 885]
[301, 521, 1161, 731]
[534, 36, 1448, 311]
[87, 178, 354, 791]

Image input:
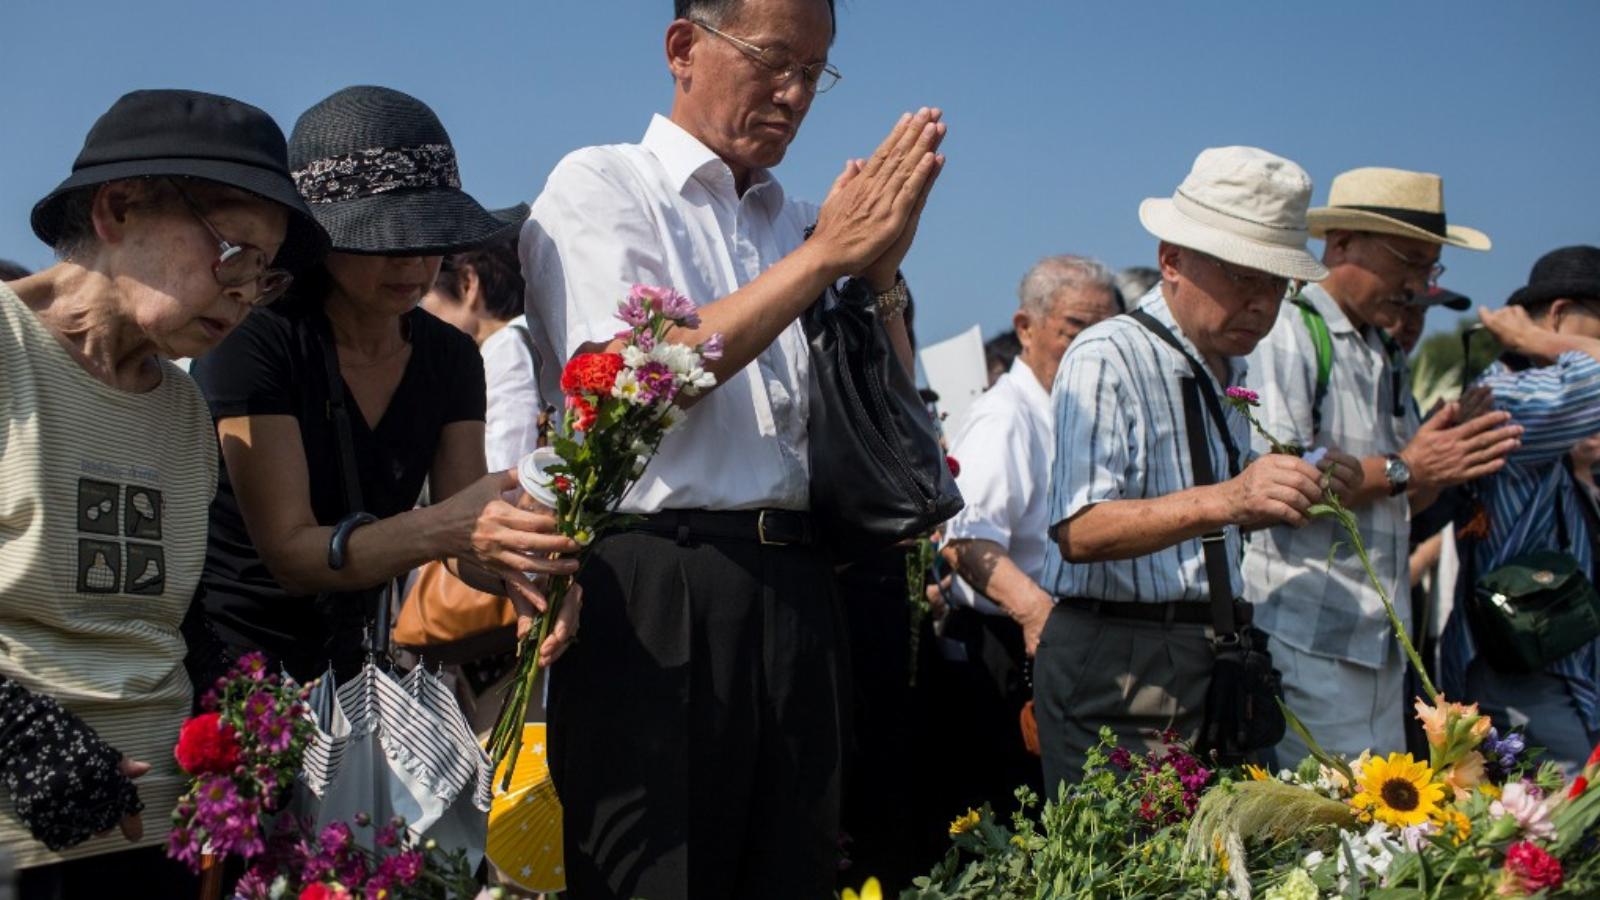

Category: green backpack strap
[1290, 294, 1332, 438]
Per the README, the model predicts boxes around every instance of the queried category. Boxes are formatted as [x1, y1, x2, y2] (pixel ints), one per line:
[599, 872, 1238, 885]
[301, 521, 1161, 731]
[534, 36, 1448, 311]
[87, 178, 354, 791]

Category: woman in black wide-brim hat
[2, 88, 327, 896]
[188, 86, 580, 686]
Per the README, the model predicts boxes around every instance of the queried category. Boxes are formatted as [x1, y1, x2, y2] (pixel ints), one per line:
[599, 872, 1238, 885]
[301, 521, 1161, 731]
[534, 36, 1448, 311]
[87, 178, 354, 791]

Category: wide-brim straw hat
[31, 89, 329, 272]
[289, 86, 520, 256]
[1307, 167, 1490, 251]
[1139, 146, 1328, 282]
[1507, 245, 1600, 307]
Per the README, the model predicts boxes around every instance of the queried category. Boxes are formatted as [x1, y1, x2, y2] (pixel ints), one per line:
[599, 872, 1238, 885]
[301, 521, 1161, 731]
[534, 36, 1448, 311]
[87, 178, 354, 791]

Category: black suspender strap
[1126, 309, 1240, 639]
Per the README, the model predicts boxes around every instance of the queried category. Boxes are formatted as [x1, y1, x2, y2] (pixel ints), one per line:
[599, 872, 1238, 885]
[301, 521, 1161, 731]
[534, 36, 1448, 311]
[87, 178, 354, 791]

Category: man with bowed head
[1034, 147, 1363, 789]
[520, 0, 945, 896]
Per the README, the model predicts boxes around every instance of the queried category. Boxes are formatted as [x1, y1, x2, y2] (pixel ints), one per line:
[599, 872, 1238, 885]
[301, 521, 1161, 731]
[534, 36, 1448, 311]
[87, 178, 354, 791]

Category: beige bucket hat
[1307, 167, 1490, 251]
[1140, 146, 1328, 282]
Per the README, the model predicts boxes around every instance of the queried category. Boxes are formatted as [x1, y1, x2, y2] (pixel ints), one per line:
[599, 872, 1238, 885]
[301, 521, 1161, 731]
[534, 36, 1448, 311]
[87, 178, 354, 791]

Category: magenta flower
[319, 821, 353, 852]
[1224, 386, 1260, 405]
[634, 361, 679, 406]
[235, 652, 270, 681]
[700, 333, 725, 362]
[167, 825, 203, 870]
[630, 283, 701, 328]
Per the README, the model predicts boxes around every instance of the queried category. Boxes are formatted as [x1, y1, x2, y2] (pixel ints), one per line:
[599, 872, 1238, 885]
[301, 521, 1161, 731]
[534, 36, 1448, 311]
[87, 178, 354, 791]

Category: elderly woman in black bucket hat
[0, 89, 327, 896]
[188, 86, 579, 686]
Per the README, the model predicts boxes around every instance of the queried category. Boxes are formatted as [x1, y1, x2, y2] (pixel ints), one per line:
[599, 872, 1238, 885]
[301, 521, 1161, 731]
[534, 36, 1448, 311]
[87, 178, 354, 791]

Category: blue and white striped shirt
[1440, 351, 1600, 730]
[1041, 288, 1254, 603]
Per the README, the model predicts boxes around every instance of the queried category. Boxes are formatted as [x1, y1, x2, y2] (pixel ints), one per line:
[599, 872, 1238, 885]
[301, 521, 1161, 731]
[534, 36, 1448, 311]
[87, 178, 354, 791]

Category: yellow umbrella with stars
[486, 723, 565, 893]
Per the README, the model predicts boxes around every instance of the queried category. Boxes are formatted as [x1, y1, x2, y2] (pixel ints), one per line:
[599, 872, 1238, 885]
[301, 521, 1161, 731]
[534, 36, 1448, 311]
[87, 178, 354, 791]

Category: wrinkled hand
[1013, 590, 1054, 658]
[446, 471, 580, 612]
[101, 758, 148, 842]
[1221, 454, 1325, 528]
[1401, 402, 1522, 489]
[1478, 305, 1545, 357]
[533, 582, 583, 668]
[1317, 448, 1365, 501]
[811, 108, 947, 282]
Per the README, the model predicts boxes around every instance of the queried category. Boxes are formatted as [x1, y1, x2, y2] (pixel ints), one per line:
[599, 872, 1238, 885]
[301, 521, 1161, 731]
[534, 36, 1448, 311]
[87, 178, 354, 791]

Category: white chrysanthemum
[678, 367, 717, 396]
[661, 406, 687, 433]
[649, 342, 698, 375]
[629, 438, 650, 456]
[622, 345, 650, 368]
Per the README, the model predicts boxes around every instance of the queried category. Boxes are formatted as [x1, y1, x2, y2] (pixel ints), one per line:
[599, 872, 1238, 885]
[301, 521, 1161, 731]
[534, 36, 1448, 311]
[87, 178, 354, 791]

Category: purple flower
[319, 821, 353, 852]
[255, 712, 294, 754]
[236, 652, 270, 681]
[374, 824, 399, 849]
[634, 361, 679, 406]
[1484, 727, 1527, 776]
[617, 288, 653, 328]
[631, 283, 701, 327]
[166, 825, 203, 870]
[1108, 747, 1133, 770]
[700, 333, 725, 362]
[233, 867, 274, 900]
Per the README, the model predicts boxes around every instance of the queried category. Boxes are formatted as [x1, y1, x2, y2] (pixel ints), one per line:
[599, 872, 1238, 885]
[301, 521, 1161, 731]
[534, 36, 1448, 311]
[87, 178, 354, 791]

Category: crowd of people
[2, 1, 1599, 898]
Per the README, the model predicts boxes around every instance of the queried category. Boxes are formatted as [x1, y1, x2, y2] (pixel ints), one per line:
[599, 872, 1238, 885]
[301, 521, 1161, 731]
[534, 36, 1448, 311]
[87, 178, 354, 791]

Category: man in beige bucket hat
[1033, 147, 1362, 786]
[1240, 166, 1523, 761]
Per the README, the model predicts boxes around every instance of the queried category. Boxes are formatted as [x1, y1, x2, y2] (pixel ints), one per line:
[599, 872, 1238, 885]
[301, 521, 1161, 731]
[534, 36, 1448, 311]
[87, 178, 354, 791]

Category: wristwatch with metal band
[1383, 453, 1411, 497]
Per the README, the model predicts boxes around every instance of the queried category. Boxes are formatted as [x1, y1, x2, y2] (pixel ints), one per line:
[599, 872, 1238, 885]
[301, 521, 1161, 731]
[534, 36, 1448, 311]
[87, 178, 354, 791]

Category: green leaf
[1279, 700, 1355, 785]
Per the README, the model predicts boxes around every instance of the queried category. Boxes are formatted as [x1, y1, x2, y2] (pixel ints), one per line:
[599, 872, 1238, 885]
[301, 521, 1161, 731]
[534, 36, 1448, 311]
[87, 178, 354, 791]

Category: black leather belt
[1056, 596, 1251, 626]
[630, 509, 814, 547]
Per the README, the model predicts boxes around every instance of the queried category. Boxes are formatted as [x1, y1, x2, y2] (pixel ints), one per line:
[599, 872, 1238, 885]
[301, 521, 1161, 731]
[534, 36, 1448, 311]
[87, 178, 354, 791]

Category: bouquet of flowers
[487, 284, 722, 785]
[170, 654, 491, 899]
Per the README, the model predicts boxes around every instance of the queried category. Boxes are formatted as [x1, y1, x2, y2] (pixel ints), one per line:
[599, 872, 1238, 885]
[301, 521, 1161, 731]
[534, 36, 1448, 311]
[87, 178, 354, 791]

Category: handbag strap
[1127, 309, 1239, 638]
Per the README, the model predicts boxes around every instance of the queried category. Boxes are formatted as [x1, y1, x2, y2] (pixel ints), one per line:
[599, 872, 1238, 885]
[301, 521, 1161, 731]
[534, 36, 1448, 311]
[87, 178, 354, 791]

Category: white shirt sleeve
[481, 322, 545, 473]
[522, 149, 674, 404]
[943, 395, 1031, 548]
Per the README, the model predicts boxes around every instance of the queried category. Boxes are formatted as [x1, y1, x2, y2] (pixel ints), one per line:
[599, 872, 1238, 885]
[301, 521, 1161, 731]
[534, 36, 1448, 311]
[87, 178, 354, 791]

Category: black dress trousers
[548, 528, 849, 900]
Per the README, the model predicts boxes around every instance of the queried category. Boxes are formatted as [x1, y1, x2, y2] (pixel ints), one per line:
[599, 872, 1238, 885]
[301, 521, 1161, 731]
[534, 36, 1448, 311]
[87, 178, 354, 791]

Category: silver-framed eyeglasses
[691, 19, 842, 94]
[1373, 237, 1446, 289]
[168, 179, 293, 307]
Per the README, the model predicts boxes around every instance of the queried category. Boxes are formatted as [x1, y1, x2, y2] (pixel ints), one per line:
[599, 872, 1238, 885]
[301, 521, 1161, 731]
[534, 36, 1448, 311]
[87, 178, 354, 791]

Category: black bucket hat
[31, 89, 329, 271]
[288, 86, 524, 256]
[1408, 285, 1471, 311]
[1508, 246, 1600, 308]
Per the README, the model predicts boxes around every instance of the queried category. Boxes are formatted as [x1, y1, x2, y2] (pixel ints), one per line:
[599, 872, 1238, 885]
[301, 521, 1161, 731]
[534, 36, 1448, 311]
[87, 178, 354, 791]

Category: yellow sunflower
[1350, 752, 1445, 827]
[948, 808, 981, 836]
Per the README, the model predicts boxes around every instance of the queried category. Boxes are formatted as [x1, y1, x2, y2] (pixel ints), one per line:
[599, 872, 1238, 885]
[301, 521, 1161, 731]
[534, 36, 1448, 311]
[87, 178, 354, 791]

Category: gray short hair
[676, 0, 836, 32]
[1018, 255, 1116, 318]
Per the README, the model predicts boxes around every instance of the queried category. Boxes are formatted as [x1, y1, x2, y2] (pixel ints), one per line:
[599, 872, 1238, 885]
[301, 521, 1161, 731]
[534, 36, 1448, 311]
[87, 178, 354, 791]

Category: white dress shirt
[481, 317, 546, 473]
[942, 357, 1056, 615]
[522, 115, 817, 513]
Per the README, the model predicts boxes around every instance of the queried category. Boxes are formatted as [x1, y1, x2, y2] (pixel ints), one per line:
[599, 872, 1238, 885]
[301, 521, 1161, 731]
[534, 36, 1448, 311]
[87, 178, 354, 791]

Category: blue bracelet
[328, 512, 378, 570]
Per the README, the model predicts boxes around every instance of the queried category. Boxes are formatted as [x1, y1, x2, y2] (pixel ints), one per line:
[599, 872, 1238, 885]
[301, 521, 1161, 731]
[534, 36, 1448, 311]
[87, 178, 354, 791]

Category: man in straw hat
[521, 0, 945, 896]
[1239, 167, 1523, 760]
[1034, 147, 1361, 787]
[1439, 245, 1600, 771]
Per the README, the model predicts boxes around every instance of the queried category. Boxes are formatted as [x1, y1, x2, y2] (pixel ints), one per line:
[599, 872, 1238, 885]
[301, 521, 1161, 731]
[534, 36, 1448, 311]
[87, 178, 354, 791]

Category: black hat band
[292, 143, 460, 204]
[1337, 204, 1448, 238]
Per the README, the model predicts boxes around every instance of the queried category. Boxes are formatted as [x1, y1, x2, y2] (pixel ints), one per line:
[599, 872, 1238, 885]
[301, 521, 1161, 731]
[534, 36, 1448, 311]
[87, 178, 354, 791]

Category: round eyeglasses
[169, 179, 293, 306]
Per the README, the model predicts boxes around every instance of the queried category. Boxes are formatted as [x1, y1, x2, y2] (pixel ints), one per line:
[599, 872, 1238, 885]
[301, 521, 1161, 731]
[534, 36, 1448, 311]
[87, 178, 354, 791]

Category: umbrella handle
[197, 852, 224, 900]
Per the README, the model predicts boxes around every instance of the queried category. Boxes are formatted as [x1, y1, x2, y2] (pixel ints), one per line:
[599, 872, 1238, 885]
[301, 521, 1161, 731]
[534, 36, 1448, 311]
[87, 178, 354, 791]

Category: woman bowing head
[189, 86, 579, 685]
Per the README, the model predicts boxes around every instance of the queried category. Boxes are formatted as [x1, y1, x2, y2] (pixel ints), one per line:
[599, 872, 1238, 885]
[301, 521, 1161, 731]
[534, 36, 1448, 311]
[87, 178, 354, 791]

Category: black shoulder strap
[510, 320, 543, 373]
[314, 319, 365, 516]
[1127, 309, 1239, 637]
[1126, 308, 1241, 478]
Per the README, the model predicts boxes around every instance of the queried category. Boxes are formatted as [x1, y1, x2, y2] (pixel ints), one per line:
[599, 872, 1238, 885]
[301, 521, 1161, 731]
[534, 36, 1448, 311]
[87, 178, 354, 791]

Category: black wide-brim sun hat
[1507, 245, 1600, 308]
[289, 86, 523, 256]
[31, 89, 329, 273]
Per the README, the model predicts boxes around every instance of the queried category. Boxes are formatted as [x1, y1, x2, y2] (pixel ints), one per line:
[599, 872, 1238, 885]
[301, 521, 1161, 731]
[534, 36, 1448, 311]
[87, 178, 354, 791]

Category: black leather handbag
[801, 276, 963, 559]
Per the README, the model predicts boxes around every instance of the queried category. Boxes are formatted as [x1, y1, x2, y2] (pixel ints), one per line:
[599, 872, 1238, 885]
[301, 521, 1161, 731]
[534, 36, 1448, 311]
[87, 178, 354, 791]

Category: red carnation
[561, 352, 625, 397]
[299, 885, 350, 900]
[570, 396, 599, 432]
[946, 456, 961, 478]
[174, 712, 241, 775]
[1505, 841, 1563, 892]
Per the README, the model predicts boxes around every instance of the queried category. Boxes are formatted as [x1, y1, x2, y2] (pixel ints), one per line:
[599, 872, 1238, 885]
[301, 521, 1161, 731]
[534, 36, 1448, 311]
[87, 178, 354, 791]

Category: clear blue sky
[5, 1, 1597, 346]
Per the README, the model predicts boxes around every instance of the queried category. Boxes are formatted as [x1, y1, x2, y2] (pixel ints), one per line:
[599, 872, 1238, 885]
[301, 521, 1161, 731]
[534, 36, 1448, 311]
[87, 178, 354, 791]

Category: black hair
[675, 0, 836, 35]
[0, 259, 30, 281]
[985, 330, 1021, 373]
[431, 234, 525, 323]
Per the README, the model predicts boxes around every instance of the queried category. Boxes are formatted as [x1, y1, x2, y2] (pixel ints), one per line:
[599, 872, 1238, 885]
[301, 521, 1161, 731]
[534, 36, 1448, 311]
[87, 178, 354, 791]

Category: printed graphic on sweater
[74, 478, 164, 596]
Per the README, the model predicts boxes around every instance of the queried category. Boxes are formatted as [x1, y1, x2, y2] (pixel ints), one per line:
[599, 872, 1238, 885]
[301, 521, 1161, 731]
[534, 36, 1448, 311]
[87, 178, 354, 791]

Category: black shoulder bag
[801, 276, 964, 560]
[1127, 309, 1286, 762]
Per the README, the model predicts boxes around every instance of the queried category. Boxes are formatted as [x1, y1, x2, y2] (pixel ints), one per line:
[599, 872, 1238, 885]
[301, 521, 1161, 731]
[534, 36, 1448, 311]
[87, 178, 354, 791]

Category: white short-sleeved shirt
[522, 115, 818, 513]
[942, 358, 1056, 615]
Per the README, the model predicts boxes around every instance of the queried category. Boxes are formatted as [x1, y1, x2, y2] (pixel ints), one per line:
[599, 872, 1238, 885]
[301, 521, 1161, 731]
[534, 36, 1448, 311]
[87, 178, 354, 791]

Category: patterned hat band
[292, 143, 460, 204]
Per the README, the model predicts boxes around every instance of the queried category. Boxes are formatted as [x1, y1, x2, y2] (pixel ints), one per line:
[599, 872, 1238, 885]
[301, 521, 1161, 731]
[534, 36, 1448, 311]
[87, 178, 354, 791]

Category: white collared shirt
[942, 357, 1057, 615]
[522, 115, 818, 512]
[481, 317, 545, 473]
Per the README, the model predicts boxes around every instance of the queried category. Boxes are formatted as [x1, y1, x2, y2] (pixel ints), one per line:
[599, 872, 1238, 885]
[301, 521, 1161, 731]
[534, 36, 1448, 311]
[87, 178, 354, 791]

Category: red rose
[945, 456, 961, 478]
[561, 352, 626, 397]
[174, 712, 241, 775]
[1505, 841, 1563, 892]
